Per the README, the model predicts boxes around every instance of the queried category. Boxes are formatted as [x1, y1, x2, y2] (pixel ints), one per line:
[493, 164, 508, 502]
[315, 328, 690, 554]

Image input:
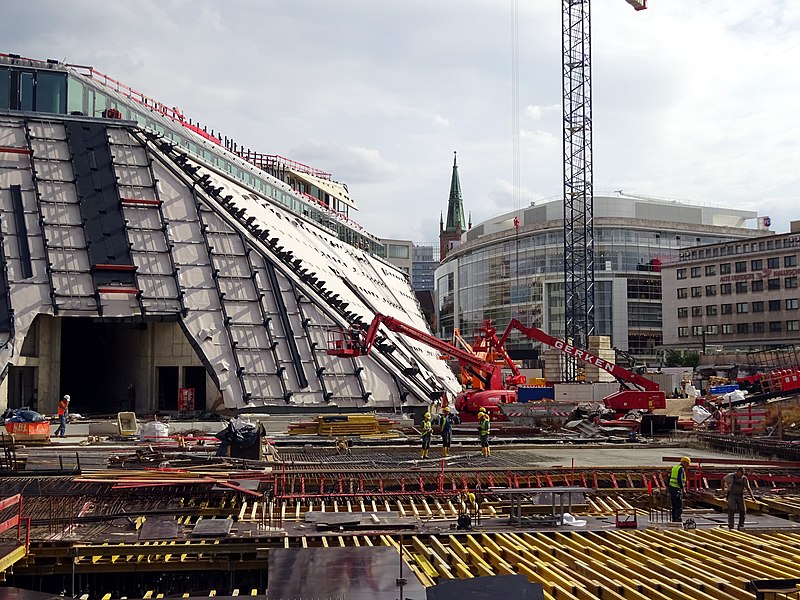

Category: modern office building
[436, 195, 771, 363]
[661, 226, 800, 353]
[412, 244, 439, 292]
[0, 53, 460, 413]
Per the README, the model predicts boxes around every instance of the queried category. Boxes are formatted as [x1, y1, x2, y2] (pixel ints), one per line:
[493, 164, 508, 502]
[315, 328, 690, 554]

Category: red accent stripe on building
[93, 264, 138, 272]
[97, 287, 140, 295]
[0, 147, 32, 155]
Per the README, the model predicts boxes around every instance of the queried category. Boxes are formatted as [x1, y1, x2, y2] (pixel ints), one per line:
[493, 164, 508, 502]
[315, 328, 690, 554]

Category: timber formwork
[6, 446, 800, 598]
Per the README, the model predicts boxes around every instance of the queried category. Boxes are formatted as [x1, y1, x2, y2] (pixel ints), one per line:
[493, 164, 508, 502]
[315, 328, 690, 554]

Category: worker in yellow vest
[420, 412, 433, 459]
[478, 410, 491, 457]
[668, 456, 691, 522]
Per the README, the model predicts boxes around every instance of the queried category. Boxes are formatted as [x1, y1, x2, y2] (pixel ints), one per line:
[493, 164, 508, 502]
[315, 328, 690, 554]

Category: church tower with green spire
[439, 151, 468, 260]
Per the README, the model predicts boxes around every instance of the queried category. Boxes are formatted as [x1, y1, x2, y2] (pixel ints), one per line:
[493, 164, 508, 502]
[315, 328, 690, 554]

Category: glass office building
[436, 195, 770, 363]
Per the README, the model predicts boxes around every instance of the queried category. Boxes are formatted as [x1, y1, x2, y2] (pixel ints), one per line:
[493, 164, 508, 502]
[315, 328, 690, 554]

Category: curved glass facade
[436, 196, 767, 362]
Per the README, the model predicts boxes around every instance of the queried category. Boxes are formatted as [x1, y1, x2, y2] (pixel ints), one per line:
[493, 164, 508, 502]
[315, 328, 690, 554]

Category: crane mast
[562, 0, 595, 381]
[561, 0, 646, 379]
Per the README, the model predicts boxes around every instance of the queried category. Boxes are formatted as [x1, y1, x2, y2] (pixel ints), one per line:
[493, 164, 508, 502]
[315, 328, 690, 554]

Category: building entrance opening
[158, 366, 179, 411]
[60, 318, 151, 415]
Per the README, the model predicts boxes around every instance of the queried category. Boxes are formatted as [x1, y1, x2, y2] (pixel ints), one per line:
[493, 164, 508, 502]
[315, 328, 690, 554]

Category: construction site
[3, 0, 800, 599]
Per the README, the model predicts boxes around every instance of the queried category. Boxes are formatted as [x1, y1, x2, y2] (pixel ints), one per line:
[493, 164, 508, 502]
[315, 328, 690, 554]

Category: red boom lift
[327, 315, 665, 422]
[497, 319, 666, 414]
[327, 315, 524, 421]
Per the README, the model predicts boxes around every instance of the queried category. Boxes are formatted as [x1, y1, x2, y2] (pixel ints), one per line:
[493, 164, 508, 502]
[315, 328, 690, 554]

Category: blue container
[710, 384, 739, 395]
[517, 387, 555, 402]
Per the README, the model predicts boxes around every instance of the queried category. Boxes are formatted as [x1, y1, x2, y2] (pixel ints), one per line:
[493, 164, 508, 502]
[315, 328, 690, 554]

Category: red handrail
[0, 494, 29, 552]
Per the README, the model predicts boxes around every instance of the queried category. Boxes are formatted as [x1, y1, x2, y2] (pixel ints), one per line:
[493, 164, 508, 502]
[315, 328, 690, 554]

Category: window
[768, 257, 780, 269]
[705, 285, 716, 296]
[722, 324, 733, 334]
[692, 306, 702, 317]
[386, 244, 410, 259]
[0, 68, 67, 113]
[705, 265, 716, 276]
[677, 288, 688, 299]
[753, 301, 764, 313]
[706, 305, 717, 316]
[768, 278, 781, 290]
[786, 277, 798, 289]
[735, 261, 747, 273]
[752, 279, 764, 292]
[706, 325, 718, 335]
[721, 283, 732, 295]
[720, 263, 731, 274]
[770, 321, 783, 332]
[690, 267, 701, 278]
[769, 300, 781, 311]
[752, 322, 765, 334]
[788, 320, 800, 332]
[677, 307, 688, 318]
[786, 255, 798, 267]
[751, 259, 763, 271]
[692, 325, 704, 336]
[787, 298, 799, 310]
[736, 302, 749, 314]
[691, 286, 702, 298]
[677, 268, 687, 280]
[737, 323, 749, 334]
[678, 327, 689, 338]
[721, 303, 733, 315]
[736, 281, 748, 293]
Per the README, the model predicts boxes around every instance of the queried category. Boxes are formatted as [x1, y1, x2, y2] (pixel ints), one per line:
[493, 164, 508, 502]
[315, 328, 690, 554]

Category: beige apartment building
[662, 227, 800, 352]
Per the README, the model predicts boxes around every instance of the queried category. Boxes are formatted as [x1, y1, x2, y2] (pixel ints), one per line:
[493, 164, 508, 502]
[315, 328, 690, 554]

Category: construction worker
[420, 412, 432, 458]
[668, 456, 691, 522]
[54, 394, 70, 437]
[440, 406, 453, 457]
[478, 410, 491, 457]
[721, 466, 756, 530]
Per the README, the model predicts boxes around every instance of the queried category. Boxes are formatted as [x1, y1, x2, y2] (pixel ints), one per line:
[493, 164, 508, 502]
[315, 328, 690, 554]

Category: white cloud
[3, 0, 799, 241]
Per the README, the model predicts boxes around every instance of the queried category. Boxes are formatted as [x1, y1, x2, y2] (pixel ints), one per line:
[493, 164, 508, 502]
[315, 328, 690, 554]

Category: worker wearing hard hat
[55, 394, 70, 437]
[668, 456, 691, 522]
[478, 409, 491, 458]
[440, 406, 453, 457]
[420, 412, 433, 459]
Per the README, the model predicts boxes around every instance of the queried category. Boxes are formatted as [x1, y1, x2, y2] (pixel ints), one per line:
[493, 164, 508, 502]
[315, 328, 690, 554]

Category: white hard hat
[63, 395, 70, 401]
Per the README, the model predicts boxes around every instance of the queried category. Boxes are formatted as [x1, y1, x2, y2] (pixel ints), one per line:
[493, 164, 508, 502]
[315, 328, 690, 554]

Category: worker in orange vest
[54, 394, 70, 437]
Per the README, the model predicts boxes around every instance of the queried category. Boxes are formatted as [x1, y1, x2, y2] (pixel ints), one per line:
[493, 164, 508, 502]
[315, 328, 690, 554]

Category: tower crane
[560, 0, 646, 379]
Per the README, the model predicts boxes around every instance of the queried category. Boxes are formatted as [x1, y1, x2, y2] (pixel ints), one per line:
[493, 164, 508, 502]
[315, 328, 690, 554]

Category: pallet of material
[287, 414, 396, 437]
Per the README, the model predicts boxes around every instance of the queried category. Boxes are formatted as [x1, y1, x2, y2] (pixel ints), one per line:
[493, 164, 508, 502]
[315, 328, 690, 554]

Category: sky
[4, 1, 800, 244]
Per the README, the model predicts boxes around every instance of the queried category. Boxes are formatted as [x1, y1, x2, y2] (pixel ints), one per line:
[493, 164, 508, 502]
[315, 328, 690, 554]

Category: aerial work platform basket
[326, 326, 366, 358]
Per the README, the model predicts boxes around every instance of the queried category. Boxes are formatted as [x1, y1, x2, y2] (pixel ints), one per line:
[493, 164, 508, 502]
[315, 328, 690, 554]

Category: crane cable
[511, 0, 521, 320]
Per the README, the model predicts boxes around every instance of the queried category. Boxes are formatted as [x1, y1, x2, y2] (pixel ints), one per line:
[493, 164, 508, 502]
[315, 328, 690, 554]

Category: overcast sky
[4, 1, 800, 243]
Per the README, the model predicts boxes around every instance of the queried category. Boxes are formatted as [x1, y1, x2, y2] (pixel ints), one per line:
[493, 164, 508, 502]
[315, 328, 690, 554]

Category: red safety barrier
[0, 494, 29, 552]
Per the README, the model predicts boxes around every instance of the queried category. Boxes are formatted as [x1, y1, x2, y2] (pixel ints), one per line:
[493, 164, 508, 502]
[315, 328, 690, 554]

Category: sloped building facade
[0, 55, 459, 414]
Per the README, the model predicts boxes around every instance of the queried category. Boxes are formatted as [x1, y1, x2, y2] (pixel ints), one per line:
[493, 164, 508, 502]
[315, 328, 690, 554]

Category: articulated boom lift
[328, 315, 526, 420]
[498, 319, 666, 413]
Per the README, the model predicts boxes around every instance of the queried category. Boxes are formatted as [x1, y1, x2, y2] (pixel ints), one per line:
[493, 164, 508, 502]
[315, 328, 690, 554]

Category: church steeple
[440, 151, 467, 261]
[444, 152, 466, 232]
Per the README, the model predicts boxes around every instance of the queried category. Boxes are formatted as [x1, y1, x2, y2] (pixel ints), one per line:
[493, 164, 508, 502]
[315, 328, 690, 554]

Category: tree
[665, 350, 700, 368]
